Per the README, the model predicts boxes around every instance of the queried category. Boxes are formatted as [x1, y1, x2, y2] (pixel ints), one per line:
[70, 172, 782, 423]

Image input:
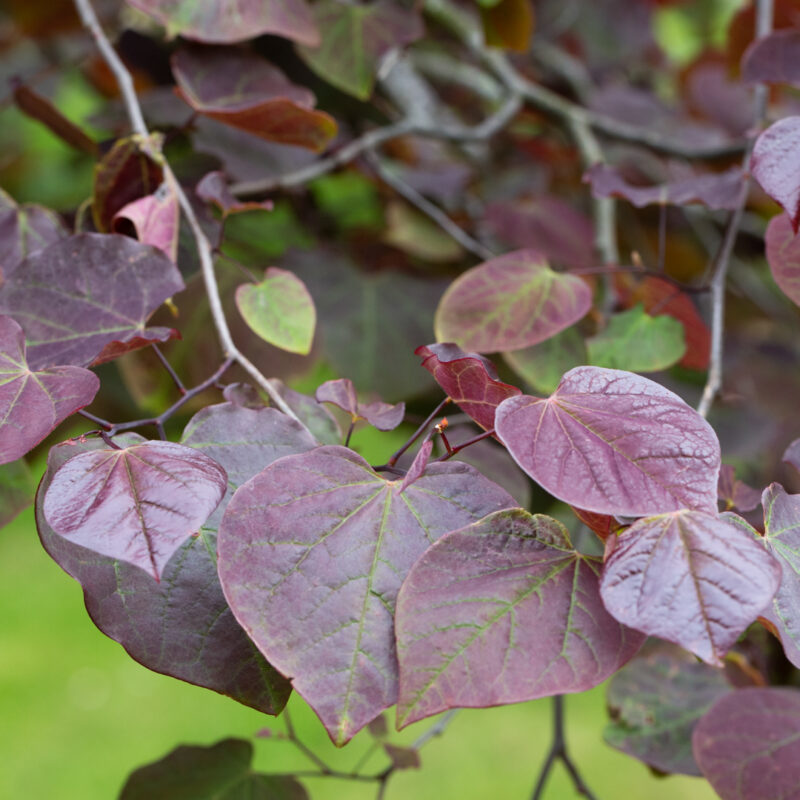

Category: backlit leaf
[502, 327, 587, 395]
[752, 117, 800, 232]
[0, 315, 99, 465]
[0, 233, 184, 369]
[112, 181, 180, 262]
[742, 30, 800, 86]
[693, 688, 800, 800]
[172, 46, 336, 152]
[43, 440, 227, 580]
[434, 250, 592, 353]
[236, 268, 316, 355]
[315, 378, 404, 431]
[395, 508, 644, 727]
[765, 212, 800, 306]
[217, 445, 516, 744]
[600, 510, 781, 665]
[495, 367, 721, 516]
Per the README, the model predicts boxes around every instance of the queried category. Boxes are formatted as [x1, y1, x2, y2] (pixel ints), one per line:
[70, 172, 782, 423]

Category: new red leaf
[752, 117, 800, 232]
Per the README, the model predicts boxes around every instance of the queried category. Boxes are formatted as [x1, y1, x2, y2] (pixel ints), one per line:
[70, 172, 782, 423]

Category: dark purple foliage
[717, 464, 761, 513]
[742, 30, 800, 86]
[752, 118, 800, 233]
[196, 171, 274, 217]
[315, 378, 405, 430]
[0, 191, 66, 276]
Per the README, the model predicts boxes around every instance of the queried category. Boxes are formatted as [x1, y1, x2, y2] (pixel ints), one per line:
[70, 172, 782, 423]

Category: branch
[72, 0, 304, 427]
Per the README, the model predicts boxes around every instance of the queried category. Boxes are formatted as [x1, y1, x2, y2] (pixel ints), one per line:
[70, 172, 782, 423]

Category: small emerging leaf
[315, 378, 404, 431]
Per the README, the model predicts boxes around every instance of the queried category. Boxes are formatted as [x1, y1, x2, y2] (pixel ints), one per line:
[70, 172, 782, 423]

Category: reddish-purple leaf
[196, 171, 274, 217]
[415, 343, 521, 431]
[742, 30, 800, 86]
[126, 0, 319, 45]
[717, 464, 761, 513]
[395, 508, 644, 727]
[0, 315, 99, 464]
[0, 233, 184, 370]
[43, 440, 227, 580]
[399, 439, 433, 493]
[765, 211, 800, 306]
[600, 510, 781, 665]
[693, 688, 800, 800]
[217, 445, 516, 744]
[495, 367, 721, 516]
[315, 378, 404, 431]
[0, 190, 66, 277]
[434, 250, 592, 353]
[752, 117, 800, 232]
[172, 46, 336, 153]
[585, 163, 745, 210]
[112, 181, 179, 262]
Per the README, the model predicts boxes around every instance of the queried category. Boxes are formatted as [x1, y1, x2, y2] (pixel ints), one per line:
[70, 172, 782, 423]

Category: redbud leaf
[434, 250, 592, 353]
[765, 212, 800, 306]
[752, 117, 800, 232]
[0, 233, 184, 370]
[415, 343, 521, 431]
[693, 688, 800, 800]
[315, 378, 405, 431]
[600, 510, 781, 665]
[0, 191, 66, 277]
[112, 181, 180, 262]
[0, 315, 99, 464]
[217, 445, 516, 744]
[502, 327, 587, 395]
[742, 30, 800, 86]
[197, 171, 274, 217]
[717, 464, 760, 513]
[495, 367, 721, 516]
[395, 508, 644, 727]
[172, 46, 336, 152]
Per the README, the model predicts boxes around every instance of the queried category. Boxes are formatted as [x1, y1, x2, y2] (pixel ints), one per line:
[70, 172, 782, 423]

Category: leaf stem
[150, 343, 186, 395]
[434, 428, 495, 462]
[387, 397, 451, 467]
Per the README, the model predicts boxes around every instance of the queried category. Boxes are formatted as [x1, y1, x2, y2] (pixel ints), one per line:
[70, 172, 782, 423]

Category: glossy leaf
[0, 315, 99, 465]
[586, 304, 686, 372]
[495, 367, 721, 516]
[604, 646, 731, 776]
[315, 378, 404, 431]
[585, 164, 745, 210]
[742, 29, 800, 86]
[765, 212, 800, 306]
[119, 738, 309, 800]
[415, 343, 521, 431]
[297, 0, 423, 100]
[717, 464, 760, 513]
[0, 191, 66, 277]
[217, 445, 516, 744]
[126, 0, 319, 45]
[502, 327, 587, 395]
[693, 688, 800, 800]
[235, 268, 315, 355]
[0, 233, 184, 370]
[600, 510, 781, 665]
[197, 171, 274, 217]
[395, 508, 644, 727]
[434, 250, 592, 353]
[172, 46, 336, 152]
[752, 117, 800, 232]
[112, 181, 180, 262]
[43, 440, 227, 580]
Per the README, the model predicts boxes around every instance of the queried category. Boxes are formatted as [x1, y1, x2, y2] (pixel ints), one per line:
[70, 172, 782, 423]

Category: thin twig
[412, 709, 459, 748]
[387, 397, 451, 467]
[282, 709, 334, 774]
[150, 344, 186, 395]
[77, 409, 113, 429]
[434, 428, 495, 461]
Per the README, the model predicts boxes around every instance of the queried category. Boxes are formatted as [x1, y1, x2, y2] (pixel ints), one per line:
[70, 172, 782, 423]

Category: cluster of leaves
[7, 0, 800, 798]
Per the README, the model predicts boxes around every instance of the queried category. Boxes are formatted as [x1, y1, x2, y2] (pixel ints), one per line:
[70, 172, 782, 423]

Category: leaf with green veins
[502, 326, 587, 394]
[394, 508, 644, 727]
[587, 304, 686, 372]
[236, 267, 316, 355]
[217, 445, 516, 744]
[434, 249, 592, 353]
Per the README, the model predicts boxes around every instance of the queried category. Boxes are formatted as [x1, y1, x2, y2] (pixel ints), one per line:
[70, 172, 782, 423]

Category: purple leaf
[315, 378, 404, 431]
[785, 438, 800, 473]
[693, 688, 800, 800]
[172, 46, 337, 152]
[399, 439, 432, 493]
[266, 380, 342, 445]
[752, 117, 800, 232]
[395, 508, 644, 727]
[495, 367, 721, 516]
[765, 212, 800, 306]
[434, 250, 592, 353]
[112, 181, 179, 262]
[43, 440, 227, 580]
[600, 510, 781, 665]
[717, 464, 761, 513]
[415, 343, 521, 431]
[584, 163, 745, 210]
[0, 233, 184, 370]
[126, 0, 319, 45]
[0, 190, 66, 277]
[604, 645, 732, 776]
[742, 30, 800, 86]
[0, 315, 99, 465]
[217, 445, 516, 744]
[196, 171, 274, 217]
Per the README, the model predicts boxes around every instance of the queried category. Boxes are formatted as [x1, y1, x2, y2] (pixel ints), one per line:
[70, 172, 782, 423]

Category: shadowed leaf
[197, 171, 274, 217]
[717, 464, 760, 513]
[217, 445, 516, 744]
[502, 327, 587, 395]
[0, 189, 66, 277]
[765, 212, 800, 306]
[742, 29, 800, 86]
[395, 508, 644, 727]
[752, 117, 800, 232]
[315, 378, 404, 430]
[495, 367, 721, 516]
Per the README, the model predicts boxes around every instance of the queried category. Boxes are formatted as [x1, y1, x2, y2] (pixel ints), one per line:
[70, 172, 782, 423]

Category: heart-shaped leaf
[126, 0, 319, 45]
[112, 181, 179, 262]
[495, 367, 721, 516]
[604, 645, 731, 776]
[765, 212, 800, 307]
[434, 250, 592, 353]
[217, 445, 516, 744]
[0, 233, 184, 370]
[600, 510, 781, 665]
[315, 378, 404, 431]
[172, 46, 336, 152]
[752, 117, 800, 232]
[395, 508, 644, 727]
[235, 268, 316, 355]
[43, 440, 227, 580]
[0, 315, 99, 464]
[693, 688, 800, 800]
[0, 190, 66, 277]
[742, 29, 800, 86]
